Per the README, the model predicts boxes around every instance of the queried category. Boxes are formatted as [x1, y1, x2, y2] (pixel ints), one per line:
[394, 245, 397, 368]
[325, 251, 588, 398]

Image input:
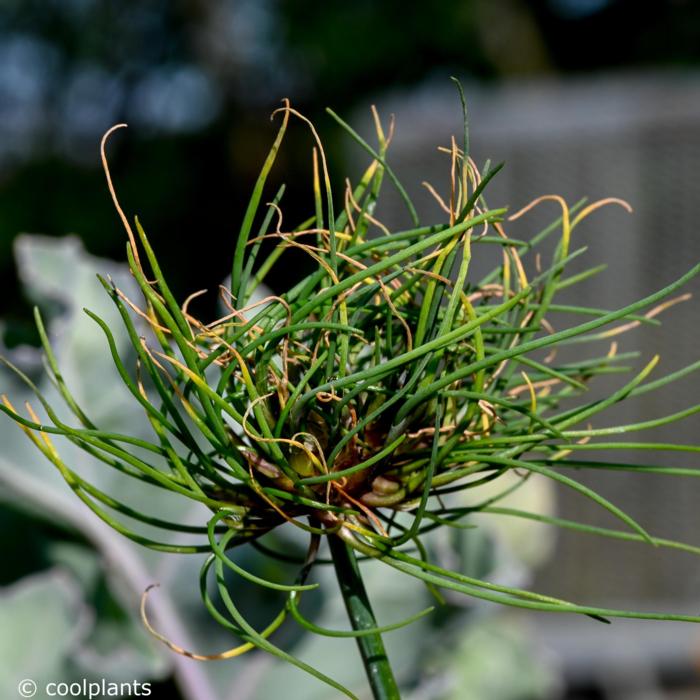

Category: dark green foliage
[4, 98, 700, 698]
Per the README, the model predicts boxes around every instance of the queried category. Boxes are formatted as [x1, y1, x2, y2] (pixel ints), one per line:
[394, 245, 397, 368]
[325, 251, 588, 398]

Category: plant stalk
[328, 534, 400, 700]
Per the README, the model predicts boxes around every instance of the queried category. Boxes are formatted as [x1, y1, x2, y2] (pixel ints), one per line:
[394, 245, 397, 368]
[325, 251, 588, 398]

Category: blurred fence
[352, 70, 700, 697]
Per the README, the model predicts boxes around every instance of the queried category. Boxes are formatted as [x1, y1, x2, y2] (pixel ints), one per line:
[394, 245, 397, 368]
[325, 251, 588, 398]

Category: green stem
[328, 534, 400, 700]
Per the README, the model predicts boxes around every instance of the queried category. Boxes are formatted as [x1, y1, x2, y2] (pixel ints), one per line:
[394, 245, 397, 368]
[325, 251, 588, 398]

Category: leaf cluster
[3, 92, 700, 696]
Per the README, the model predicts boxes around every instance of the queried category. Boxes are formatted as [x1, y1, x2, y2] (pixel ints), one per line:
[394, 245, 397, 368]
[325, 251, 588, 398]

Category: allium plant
[4, 88, 700, 699]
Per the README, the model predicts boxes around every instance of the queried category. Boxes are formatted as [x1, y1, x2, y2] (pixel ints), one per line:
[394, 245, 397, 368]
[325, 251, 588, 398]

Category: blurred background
[2, 1, 700, 699]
